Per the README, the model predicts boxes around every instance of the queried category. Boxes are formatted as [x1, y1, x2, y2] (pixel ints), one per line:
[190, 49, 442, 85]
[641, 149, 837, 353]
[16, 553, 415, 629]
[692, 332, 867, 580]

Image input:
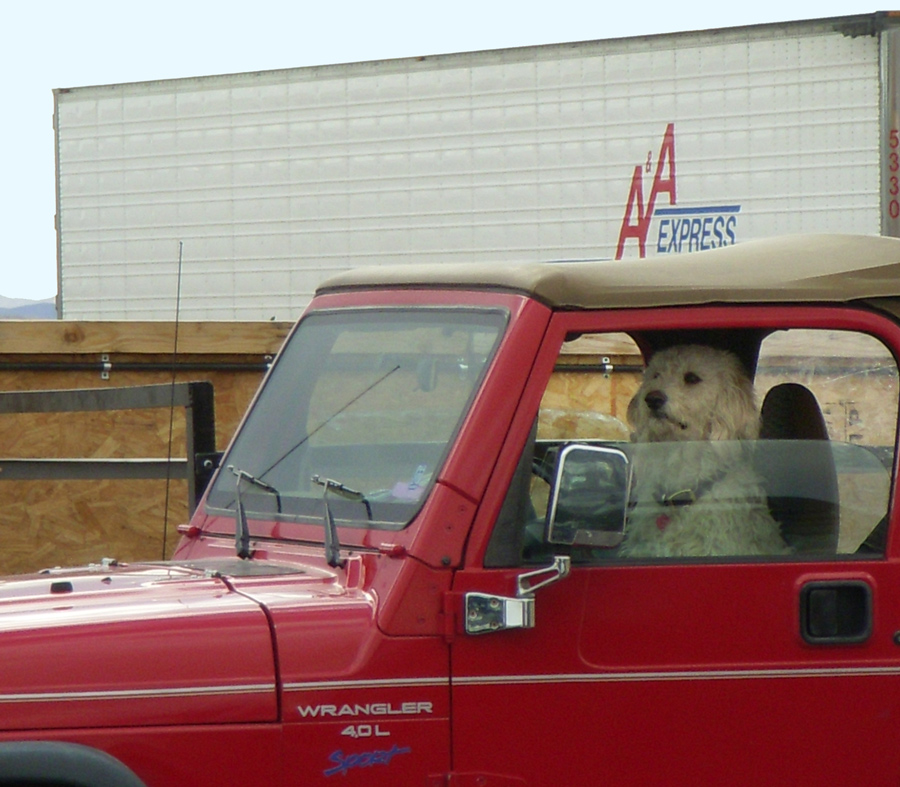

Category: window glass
[493, 327, 897, 565]
[530, 333, 639, 527]
[755, 329, 897, 554]
[207, 307, 506, 530]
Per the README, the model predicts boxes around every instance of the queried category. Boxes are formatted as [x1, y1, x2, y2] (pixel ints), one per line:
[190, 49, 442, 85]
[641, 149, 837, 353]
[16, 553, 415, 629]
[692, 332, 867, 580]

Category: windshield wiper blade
[311, 476, 373, 519]
[228, 466, 282, 512]
[228, 466, 283, 559]
[311, 475, 373, 569]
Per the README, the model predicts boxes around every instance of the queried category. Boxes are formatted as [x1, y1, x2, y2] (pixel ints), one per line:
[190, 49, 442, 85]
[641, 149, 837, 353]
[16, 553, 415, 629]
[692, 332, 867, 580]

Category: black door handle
[800, 580, 872, 645]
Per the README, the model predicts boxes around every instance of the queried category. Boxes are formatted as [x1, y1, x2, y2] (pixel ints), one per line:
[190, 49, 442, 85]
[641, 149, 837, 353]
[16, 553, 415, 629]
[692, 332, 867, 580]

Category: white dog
[620, 344, 789, 558]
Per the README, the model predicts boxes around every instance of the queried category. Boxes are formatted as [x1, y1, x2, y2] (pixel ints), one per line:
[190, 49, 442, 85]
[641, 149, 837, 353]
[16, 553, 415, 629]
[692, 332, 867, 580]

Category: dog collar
[654, 468, 729, 509]
[654, 480, 715, 532]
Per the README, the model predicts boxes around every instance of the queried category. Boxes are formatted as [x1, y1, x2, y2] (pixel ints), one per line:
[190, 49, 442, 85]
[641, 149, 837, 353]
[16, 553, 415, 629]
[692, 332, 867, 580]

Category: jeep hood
[0, 557, 367, 731]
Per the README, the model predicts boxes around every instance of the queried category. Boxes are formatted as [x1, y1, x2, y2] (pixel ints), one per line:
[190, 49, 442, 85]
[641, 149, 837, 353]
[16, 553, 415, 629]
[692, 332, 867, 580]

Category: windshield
[205, 307, 507, 529]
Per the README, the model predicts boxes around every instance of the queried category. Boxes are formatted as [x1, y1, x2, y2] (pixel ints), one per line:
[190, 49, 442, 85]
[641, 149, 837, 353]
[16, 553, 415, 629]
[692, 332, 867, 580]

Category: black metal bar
[187, 382, 217, 509]
[0, 384, 196, 414]
[188, 383, 217, 456]
[0, 458, 188, 481]
[0, 381, 217, 513]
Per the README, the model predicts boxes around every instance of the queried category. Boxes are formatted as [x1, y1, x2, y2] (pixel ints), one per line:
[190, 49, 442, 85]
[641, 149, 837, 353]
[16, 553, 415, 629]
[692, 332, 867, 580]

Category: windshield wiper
[311, 475, 373, 569]
[228, 466, 283, 559]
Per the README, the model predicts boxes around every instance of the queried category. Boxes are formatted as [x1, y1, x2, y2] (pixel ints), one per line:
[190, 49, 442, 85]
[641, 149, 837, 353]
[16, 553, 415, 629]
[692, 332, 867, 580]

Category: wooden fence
[0, 321, 291, 573]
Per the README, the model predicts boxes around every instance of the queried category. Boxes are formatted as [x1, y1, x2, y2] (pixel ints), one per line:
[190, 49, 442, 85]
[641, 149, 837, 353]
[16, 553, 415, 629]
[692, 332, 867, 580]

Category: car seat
[758, 382, 840, 553]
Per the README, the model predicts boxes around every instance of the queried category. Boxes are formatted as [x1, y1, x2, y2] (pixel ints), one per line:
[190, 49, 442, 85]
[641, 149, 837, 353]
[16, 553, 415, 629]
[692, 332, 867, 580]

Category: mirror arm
[516, 555, 571, 597]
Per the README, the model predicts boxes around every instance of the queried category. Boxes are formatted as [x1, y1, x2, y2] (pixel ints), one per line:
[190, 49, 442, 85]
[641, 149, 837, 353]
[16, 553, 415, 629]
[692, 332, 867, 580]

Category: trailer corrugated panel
[54, 16, 895, 320]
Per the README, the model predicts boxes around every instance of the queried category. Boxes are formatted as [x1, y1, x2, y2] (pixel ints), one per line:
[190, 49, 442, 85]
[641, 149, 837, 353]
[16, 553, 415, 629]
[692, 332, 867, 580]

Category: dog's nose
[644, 390, 667, 412]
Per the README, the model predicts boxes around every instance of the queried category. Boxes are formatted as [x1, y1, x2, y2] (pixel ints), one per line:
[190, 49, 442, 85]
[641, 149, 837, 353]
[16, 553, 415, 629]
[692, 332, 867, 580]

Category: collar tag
[661, 488, 696, 507]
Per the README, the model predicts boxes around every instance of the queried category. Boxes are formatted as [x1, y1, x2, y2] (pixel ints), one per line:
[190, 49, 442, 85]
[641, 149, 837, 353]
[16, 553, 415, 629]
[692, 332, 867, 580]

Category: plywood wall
[0, 321, 291, 574]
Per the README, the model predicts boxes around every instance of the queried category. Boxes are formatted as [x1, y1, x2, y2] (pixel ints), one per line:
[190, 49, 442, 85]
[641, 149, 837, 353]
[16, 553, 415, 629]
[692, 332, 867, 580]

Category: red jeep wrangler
[0, 234, 897, 785]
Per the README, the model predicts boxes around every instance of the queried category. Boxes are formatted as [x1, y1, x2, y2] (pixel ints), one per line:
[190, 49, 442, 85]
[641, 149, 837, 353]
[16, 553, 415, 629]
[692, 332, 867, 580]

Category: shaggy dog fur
[620, 344, 790, 558]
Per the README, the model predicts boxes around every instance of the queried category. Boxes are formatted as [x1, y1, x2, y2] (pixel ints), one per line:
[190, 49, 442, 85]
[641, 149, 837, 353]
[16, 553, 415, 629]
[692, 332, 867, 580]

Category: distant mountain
[0, 296, 56, 319]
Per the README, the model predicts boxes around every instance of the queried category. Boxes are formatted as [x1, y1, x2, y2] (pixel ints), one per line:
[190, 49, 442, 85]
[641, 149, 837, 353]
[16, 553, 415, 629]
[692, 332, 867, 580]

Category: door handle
[800, 580, 872, 645]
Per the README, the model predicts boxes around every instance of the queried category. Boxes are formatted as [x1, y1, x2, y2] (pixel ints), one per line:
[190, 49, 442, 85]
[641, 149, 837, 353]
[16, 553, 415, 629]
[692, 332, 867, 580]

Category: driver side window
[487, 327, 897, 566]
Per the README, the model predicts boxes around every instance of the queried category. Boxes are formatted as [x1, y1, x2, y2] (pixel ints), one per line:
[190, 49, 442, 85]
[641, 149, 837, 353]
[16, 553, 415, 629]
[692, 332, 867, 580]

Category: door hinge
[463, 556, 570, 635]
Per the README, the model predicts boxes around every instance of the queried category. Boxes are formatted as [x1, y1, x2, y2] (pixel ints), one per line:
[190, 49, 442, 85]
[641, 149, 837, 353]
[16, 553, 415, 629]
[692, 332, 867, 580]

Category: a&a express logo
[615, 123, 739, 259]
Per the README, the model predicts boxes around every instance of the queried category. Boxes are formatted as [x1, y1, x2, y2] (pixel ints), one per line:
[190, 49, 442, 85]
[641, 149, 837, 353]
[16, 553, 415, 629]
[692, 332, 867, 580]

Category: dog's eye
[683, 372, 702, 385]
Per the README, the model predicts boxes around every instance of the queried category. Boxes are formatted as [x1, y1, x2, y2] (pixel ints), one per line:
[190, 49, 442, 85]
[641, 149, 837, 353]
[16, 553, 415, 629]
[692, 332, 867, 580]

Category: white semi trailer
[53, 12, 900, 320]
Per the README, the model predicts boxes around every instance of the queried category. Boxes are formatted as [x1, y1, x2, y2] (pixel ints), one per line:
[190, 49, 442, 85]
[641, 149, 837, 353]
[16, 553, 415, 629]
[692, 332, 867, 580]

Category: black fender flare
[0, 741, 147, 786]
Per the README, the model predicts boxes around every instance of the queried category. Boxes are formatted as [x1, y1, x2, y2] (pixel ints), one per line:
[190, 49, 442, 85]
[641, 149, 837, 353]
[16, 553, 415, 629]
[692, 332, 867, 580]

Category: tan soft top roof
[317, 234, 900, 309]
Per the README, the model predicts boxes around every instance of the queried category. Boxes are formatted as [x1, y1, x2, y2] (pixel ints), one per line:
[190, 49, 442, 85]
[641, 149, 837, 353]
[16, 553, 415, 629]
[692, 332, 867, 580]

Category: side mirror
[546, 444, 630, 548]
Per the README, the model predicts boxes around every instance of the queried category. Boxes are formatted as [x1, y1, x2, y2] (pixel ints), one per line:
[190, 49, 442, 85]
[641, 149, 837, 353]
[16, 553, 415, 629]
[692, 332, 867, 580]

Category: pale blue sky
[0, 1, 873, 299]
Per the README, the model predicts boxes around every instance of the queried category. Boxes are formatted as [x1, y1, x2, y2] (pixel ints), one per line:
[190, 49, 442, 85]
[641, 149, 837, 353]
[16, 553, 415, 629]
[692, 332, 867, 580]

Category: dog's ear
[707, 370, 760, 440]
[627, 384, 652, 442]
[626, 389, 641, 430]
